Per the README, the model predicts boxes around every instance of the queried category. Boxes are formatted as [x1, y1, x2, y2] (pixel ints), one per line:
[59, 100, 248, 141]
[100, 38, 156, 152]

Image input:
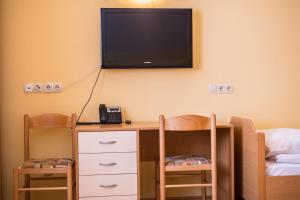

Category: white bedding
[274, 154, 300, 164]
[266, 160, 300, 176]
[261, 128, 300, 157]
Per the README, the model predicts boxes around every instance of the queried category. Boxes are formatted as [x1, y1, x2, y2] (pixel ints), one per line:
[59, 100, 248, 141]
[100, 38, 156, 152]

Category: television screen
[101, 8, 192, 69]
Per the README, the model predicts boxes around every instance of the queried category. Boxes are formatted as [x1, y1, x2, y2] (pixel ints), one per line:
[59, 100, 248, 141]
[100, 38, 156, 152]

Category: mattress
[266, 160, 300, 176]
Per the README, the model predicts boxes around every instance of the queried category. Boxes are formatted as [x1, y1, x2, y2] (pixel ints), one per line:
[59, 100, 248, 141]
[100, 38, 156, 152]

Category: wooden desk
[75, 122, 234, 200]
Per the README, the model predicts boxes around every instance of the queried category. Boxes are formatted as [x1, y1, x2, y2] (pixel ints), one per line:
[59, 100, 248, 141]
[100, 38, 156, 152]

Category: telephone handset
[99, 104, 122, 124]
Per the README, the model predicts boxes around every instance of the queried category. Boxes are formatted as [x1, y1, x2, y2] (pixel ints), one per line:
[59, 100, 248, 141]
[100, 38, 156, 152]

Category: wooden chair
[159, 114, 217, 200]
[13, 113, 76, 200]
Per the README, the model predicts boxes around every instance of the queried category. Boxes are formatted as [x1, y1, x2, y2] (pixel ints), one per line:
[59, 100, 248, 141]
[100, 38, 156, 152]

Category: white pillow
[261, 128, 300, 158]
[274, 154, 300, 164]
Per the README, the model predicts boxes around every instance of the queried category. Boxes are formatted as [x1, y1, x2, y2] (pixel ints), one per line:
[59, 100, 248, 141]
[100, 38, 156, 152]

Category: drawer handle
[99, 184, 118, 188]
[98, 141, 117, 145]
[99, 162, 117, 167]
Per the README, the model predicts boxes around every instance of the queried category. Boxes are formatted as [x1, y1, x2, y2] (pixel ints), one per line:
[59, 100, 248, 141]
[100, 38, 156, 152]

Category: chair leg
[212, 169, 217, 200]
[13, 168, 20, 200]
[159, 166, 165, 200]
[72, 166, 76, 200]
[155, 160, 160, 200]
[201, 171, 206, 200]
[25, 174, 30, 200]
[67, 166, 72, 200]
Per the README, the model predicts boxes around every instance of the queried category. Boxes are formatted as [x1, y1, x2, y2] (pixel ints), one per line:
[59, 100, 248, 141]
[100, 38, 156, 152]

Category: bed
[230, 116, 300, 200]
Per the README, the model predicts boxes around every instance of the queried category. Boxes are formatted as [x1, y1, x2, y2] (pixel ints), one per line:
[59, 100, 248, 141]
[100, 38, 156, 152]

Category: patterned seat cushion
[22, 158, 74, 168]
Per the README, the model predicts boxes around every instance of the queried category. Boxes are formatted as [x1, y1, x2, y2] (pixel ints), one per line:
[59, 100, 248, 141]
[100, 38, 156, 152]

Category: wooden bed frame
[230, 116, 300, 200]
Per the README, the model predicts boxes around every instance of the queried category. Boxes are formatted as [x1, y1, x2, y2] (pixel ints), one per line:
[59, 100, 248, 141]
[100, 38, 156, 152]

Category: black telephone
[99, 104, 122, 124]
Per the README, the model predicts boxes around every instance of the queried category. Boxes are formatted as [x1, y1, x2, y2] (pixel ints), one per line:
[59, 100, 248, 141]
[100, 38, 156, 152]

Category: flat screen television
[101, 8, 193, 69]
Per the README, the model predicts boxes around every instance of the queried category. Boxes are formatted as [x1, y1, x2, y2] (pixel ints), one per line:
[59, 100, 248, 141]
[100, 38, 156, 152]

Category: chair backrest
[161, 114, 215, 131]
[159, 113, 216, 158]
[24, 113, 77, 161]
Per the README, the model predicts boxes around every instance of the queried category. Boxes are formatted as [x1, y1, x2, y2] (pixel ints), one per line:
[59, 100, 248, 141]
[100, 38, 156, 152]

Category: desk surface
[76, 121, 232, 132]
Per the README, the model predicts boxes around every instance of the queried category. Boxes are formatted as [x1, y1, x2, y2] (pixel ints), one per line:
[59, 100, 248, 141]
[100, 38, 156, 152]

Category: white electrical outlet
[33, 83, 43, 92]
[224, 84, 234, 94]
[44, 82, 54, 93]
[24, 81, 63, 93]
[216, 84, 224, 93]
[53, 82, 62, 92]
[208, 84, 217, 93]
[24, 83, 34, 93]
[209, 83, 234, 94]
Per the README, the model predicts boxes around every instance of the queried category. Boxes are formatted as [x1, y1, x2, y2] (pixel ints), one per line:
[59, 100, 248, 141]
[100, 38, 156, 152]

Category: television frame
[101, 8, 193, 69]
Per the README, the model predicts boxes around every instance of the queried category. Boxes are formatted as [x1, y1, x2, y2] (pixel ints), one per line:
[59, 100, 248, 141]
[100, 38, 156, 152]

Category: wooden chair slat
[164, 115, 211, 131]
[27, 113, 73, 129]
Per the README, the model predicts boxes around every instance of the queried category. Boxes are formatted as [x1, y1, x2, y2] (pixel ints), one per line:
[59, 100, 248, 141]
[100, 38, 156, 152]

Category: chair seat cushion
[165, 155, 210, 166]
[22, 158, 74, 169]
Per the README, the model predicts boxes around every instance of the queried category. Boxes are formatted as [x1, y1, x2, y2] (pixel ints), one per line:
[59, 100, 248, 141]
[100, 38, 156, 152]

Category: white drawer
[79, 196, 137, 200]
[79, 174, 137, 197]
[78, 131, 136, 153]
[79, 152, 137, 175]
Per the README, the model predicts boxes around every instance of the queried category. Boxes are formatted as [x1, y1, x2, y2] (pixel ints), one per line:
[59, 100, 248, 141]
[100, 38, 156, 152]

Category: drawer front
[79, 196, 137, 200]
[79, 152, 137, 175]
[79, 174, 137, 197]
[78, 131, 136, 153]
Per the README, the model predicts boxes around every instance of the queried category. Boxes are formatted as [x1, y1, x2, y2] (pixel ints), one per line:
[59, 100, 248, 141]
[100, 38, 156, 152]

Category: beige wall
[1, 0, 300, 199]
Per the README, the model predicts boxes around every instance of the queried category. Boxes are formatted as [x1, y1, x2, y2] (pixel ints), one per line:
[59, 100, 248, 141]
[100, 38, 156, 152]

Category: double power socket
[208, 84, 234, 94]
[24, 82, 62, 93]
